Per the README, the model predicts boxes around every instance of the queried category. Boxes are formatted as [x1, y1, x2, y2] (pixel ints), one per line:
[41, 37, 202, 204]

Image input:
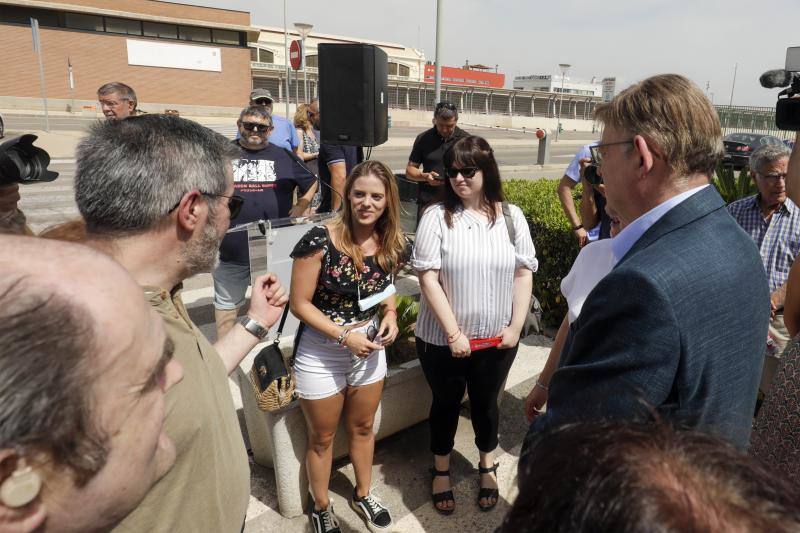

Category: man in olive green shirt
[75, 115, 288, 532]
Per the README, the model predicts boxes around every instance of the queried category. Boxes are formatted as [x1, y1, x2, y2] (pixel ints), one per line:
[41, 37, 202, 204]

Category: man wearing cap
[406, 102, 469, 221]
[249, 88, 300, 152]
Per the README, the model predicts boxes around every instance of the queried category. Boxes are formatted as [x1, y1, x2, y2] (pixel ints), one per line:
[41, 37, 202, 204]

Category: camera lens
[584, 165, 603, 186]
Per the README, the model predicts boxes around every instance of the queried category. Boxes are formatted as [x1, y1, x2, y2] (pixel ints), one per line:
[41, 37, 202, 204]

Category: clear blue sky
[175, 0, 799, 107]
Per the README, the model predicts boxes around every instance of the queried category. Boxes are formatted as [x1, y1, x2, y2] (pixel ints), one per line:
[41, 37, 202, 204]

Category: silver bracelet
[534, 380, 549, 392]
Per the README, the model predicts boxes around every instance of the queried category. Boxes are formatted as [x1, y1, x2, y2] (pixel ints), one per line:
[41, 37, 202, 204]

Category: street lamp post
[294, 22, 313, 103]
[556, 63, 570, 142]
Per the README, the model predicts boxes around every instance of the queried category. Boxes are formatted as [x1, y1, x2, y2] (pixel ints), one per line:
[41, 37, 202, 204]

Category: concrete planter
[236, 343, 431, 518]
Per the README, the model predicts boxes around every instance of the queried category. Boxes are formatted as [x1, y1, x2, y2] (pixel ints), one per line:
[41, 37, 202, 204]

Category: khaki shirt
[113, 286, 250, 533]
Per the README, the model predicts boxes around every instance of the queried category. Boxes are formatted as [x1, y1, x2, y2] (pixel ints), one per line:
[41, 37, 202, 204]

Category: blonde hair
[594, 74, 723, 177]
[327, 160, 406, 273]
[294, 103, 311, 130]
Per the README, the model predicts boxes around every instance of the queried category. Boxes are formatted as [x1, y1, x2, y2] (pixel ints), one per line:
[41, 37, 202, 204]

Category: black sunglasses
[445, 166, 479, 179]
[241, 121, 272, 132]
[204, 192, 244, 219]
[253, 98, 273, 106]
[167, 191, 244, 219]
[436, 101, 457, 111]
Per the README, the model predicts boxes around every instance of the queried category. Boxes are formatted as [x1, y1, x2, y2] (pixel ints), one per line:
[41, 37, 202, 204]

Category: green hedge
[504, 179, 581, 326]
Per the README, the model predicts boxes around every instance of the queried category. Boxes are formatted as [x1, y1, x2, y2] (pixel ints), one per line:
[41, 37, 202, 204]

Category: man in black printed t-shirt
[213, 105, 317, 338]
[406, 102, 469, 221]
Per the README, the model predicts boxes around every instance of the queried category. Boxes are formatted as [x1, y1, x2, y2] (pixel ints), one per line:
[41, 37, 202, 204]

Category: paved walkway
[177, 278, 550, 533]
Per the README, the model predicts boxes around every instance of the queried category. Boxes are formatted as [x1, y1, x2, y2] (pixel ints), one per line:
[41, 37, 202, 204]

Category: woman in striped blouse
[412, 135, 538, 514]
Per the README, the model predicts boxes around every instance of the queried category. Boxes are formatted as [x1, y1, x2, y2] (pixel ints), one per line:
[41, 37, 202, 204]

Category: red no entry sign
[289, 40, 302, 70]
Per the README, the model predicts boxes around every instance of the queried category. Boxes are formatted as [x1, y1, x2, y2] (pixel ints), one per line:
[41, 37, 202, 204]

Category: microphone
[760, 69, 793, 89]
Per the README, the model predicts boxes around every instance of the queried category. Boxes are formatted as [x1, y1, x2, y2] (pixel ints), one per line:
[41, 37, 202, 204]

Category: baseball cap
[250, 88, 274, 103]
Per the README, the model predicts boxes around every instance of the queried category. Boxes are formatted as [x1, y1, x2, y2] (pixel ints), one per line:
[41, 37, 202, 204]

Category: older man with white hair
[728, 143, 800, 391]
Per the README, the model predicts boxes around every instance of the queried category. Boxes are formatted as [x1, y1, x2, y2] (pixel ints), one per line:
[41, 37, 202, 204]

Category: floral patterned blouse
[291, 225, 410, 325]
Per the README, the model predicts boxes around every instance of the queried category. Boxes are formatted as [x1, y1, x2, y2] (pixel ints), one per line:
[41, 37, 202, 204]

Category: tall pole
[294, 23, 313, 104]
[555, 63, 570, 142]
[31, 18, 50, 132]
[283, 0, 290, 118]
[434, 0, 443, 104]
[728, 62, 738, 108]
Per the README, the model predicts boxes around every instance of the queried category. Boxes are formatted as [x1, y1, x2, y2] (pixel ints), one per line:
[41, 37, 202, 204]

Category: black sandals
[477, 462, 499, 511]
[429, 467, 455, 515]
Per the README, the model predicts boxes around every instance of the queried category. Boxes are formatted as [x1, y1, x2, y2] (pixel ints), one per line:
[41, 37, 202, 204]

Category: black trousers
[416, 337, 518, 456]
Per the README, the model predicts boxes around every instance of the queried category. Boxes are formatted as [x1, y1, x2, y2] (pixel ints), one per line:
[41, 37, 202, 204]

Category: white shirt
[412, 203, 538, 345]
[560, 238, 617, 324]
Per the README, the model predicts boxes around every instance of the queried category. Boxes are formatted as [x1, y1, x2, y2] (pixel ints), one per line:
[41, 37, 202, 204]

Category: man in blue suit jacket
[523, 75, 770, 459]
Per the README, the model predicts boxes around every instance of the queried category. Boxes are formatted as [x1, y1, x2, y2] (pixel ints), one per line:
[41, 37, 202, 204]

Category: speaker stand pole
[434, 0, 443, 105]
[283, 0, 290, 119]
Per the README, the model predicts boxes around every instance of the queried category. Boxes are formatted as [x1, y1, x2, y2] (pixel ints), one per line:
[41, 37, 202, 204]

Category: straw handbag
[248, 306, 296, 412]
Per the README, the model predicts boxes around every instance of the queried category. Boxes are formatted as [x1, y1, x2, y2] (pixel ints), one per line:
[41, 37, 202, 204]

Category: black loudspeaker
[318, 43, 388, 147]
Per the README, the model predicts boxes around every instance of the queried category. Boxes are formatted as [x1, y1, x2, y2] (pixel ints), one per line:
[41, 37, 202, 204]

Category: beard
[182, 213, 222, 277]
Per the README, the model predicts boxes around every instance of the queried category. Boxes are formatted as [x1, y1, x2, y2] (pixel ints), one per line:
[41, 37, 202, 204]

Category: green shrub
[504, 179, 580, 326]
[712, 162, 755, 204]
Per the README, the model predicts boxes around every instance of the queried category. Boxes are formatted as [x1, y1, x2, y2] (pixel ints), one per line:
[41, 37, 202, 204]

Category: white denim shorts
[294, 320, 387, 400]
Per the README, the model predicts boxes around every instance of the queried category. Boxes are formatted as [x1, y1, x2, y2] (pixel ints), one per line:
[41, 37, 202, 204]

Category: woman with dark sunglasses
[289, 160, 410, 533]
[412, 135, 537, 514]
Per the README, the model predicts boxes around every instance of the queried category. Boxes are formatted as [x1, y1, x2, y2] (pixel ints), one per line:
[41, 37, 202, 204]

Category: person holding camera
[412, 135, 537, 514]
[289, 160, 408, 533]
[557, 141, 613, 246]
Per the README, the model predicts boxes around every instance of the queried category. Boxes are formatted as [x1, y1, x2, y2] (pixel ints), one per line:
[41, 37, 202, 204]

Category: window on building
[179, 25, 211, 43]
[212, 29, 240, 45]
[250, 47, 259, 61]
[259, 49, 275, 63]
[388, 62, 398, 76]
[105, 17, 142, 35]
[398, 64, 410, 77]
[306, 54, 318, 68]
[64, 12, 103, 32]
[0, 6, 60, 26]
[143, 21, 178, 39]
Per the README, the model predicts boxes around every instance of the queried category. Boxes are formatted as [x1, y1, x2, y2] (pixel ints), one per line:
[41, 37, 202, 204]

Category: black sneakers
[309, 502, 341, 533]
[350, 489, 393, 532]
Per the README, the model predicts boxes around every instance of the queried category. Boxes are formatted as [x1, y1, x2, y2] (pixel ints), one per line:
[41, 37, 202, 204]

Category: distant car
[722, 132, 785, 169]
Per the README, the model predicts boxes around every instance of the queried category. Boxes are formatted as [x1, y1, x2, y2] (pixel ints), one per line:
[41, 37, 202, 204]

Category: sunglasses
[167, 191, 244, 219]
[366, 324, 379, 342]
[253, 98, 273, 106]
[445, 166, 479, 179]
[203, 192, 244, 219]
[241, 121, 272, 132]
[436, 101, 457, 111]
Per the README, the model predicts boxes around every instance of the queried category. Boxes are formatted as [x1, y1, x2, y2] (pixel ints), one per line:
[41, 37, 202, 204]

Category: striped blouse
[412, 203, 538, 346]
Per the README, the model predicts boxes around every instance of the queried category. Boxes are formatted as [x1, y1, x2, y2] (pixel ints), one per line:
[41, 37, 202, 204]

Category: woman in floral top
[290, 160, 408, 533]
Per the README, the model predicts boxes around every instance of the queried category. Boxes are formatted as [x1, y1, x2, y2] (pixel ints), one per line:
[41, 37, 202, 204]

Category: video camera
[759, 46, 800, 131]
[0, 134, 59, 187]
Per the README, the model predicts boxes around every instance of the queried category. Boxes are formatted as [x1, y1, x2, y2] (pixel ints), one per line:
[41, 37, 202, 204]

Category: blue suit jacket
[531, 186, 769, 450]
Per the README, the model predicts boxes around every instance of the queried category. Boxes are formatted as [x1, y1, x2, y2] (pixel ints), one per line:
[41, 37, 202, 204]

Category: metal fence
[252, 67, 791, 138]
[252, 67, 601, 119]
[716, 104, 791, 141]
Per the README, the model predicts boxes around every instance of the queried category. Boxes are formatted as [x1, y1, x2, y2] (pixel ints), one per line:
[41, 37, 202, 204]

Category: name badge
[358, 283, 397, 312]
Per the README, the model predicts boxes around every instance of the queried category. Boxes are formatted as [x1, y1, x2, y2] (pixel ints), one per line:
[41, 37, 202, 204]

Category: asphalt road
[4, 114, 595, 169]
[8, 114, 597, 231]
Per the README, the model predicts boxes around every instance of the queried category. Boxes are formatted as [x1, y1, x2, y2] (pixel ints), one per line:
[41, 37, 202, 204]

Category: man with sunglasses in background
[406, 101, 469, 222]
[728, 144, 799, 393]
[74, 114, 289, 533]
[521, 75, 769, 466]
[213, 106, 318, 338]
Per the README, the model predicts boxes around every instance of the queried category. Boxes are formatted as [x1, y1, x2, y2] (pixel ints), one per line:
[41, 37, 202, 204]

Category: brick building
[0, 0, 258, 112]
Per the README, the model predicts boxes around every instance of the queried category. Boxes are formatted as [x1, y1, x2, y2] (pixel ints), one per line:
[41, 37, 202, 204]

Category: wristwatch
[239, 316, 270, 341]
